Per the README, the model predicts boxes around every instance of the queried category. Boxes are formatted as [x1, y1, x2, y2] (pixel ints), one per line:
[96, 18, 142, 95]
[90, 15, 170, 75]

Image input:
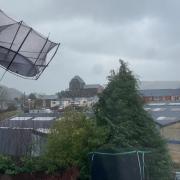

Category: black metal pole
[0, 21, 22, 83]
[0, 26, 32, 81]
[2, 21, 23, 68]
[34, 37, 49, 66]
[6, 27, 32, 71]
[36, 43, 60, 80]
[26, 36, 49, 77]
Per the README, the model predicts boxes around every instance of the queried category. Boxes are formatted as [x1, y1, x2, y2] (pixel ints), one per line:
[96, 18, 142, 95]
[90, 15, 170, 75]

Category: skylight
[10, 117, 32, 121]
[148, 103, 166, 106]
[37, 128, 50, 134]
[151, 108, 166, 112]
[32, 117, 55, 121]
[156, 117, 176, 121]
[144, 108, 151, 111]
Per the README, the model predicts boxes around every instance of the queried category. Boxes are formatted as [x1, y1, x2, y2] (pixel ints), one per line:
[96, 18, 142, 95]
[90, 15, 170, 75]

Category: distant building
[145, 102, 180, 162]
[61, 76, 104, 98]
[29, 109, 53, 114]
[58, 76, 103, 109]
[139, 81, 180, 103]
[139, 81, 180, 90]
[160, 122, 180, 164]
[38, 95, 59, 109]
[59, 96, 99, 109]
[140, 89, 180, 103]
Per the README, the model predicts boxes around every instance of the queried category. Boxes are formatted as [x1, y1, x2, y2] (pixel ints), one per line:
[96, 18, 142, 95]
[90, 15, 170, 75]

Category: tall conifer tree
[94, 60, 172, 180]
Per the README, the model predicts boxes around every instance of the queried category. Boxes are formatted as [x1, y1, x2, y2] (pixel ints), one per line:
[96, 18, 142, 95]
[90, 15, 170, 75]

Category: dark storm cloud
[0, 0, 180, 93]
[3, 0, 180, 24]
[23, 0, 180, 62]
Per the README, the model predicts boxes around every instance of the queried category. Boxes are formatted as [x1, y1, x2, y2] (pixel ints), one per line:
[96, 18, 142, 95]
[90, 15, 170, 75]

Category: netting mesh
[0, 10, 59, 79]
[90, 151, 148, 180]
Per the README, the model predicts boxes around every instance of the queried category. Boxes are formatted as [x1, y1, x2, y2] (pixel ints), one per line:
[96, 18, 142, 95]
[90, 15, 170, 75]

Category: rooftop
[140, 89, 180, 97]
[72, 75, 86, 84]
[139, 81, 180, 90]
[145, 102, 180, 126]
[84, 84, 103, 89]
[0, 113, 61, 129]
[38, 95, 58, 100]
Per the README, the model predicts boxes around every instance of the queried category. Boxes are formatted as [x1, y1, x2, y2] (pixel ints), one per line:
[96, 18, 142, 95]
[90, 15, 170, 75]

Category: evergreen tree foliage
[94, 60, 172, 180]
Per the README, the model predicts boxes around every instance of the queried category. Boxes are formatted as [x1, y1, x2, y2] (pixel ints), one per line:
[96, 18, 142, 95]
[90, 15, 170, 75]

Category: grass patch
[0, 111, 19, 121]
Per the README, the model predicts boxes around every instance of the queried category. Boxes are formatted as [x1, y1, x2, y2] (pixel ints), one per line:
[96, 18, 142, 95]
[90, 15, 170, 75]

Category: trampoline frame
[0, 10, 60, 81]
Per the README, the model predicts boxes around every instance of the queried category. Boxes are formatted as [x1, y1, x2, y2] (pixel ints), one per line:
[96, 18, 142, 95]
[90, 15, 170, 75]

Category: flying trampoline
[0, 9, 60, 80]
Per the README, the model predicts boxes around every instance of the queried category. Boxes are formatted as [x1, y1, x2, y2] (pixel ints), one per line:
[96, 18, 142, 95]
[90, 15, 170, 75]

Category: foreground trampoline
[90, 150, 151, 180]
[0, 9, 60, 80]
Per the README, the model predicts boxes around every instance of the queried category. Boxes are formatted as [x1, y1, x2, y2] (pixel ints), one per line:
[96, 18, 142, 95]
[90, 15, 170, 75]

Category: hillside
[0, 85, 22, 100]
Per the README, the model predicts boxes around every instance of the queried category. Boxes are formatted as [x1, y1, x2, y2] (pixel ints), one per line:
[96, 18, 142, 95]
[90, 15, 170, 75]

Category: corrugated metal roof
[10, 117, 32, 121]
[72, 76, 85, 84]
[139, 81, 180, 90]
[145, 103, 180, 126]
[154, 119, 180, 126]
[140, 89, 180, 97]
[32, 117, 55, 121]
[38, 95, 58, 100]
[84, 84, 103, 89]
[0, 113, 60, 129]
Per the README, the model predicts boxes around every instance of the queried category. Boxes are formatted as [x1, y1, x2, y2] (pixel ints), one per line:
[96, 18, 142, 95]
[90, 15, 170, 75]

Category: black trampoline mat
[91, 153, 142, 180]
[0, 45, 39, 77]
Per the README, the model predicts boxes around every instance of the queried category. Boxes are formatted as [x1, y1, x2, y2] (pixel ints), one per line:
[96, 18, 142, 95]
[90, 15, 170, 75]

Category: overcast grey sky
[0, 0, 180, 94]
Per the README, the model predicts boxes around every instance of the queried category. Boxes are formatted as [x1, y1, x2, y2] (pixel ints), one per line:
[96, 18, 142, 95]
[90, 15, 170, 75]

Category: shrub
[46, 109, 108, 179]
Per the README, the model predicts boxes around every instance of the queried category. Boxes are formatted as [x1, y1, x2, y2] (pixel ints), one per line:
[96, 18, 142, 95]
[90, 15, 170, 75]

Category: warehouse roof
[145, 102, 180, 127]
[140, 89, 180, 97]
[139, 81, 180, 90]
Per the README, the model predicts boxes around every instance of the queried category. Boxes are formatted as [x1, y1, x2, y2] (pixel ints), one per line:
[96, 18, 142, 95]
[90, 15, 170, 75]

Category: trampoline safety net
[0, 9, 60, 80]
[90, 151, 149, 180]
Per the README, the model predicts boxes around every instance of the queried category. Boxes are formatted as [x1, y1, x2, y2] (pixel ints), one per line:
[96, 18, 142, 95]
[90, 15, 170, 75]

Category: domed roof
[71, 75, 85, 84]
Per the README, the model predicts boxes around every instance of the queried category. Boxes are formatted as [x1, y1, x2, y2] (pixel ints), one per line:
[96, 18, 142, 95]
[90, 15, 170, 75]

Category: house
[38, 95, 59, 109]
[59, 98, 72, 109]
[59, 96, 99, 109]
[29, 109, 53, 114]
[145, 102, 180, 162]
[159, 122, 180, 163]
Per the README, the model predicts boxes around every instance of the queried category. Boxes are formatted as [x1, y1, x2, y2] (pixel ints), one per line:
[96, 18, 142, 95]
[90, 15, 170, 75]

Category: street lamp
[28, 99, 31, 112]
